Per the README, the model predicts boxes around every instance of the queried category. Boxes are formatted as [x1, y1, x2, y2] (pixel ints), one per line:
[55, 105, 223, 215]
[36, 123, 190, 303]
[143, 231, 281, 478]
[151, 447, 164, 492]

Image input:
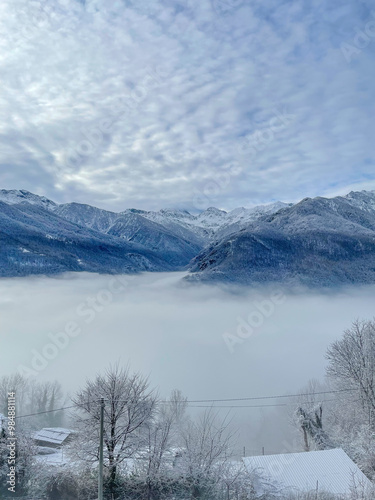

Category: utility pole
[98, 398, 105, 500]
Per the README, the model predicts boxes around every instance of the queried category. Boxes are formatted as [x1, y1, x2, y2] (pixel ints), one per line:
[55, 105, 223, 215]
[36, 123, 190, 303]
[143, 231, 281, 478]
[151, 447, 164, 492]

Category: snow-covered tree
[0, 415, 36, 497]
[72, 364, 157, 499]
[326, 319, 375, 423]
[323, 319, 375, 477]
[27, 461, 98, 500]
[288, 379, 334, 452]
[175, 409, 234, 499]
[135, 389, 187, 500]
[219, 461, 257, 500]
[0, 374, 66, 428]
[295, 404, 334, 451]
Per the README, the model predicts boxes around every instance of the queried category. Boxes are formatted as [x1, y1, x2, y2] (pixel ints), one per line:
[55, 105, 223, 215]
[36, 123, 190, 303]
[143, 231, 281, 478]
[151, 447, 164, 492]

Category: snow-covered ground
[35, 447, 67, 465]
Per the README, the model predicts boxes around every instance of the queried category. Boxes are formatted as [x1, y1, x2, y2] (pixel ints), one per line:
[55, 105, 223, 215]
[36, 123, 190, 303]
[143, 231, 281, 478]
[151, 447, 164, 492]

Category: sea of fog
[1, 271, 375, 453]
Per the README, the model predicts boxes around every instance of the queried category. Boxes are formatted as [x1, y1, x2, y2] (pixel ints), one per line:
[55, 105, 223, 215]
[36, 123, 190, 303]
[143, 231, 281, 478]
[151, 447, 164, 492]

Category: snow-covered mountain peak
[122, 208, 148, 216]
[343, 190, 375, 212]
[213, 201, 293, 236]
[187, 208, 227, 233]
[196, 207, 227, 220]
[159, 208, 194, 220]
[228, 206, 246, 215]
[0, 189, 57, 210]
[208, 206, 226, 213]
[202, 207, 227, 215]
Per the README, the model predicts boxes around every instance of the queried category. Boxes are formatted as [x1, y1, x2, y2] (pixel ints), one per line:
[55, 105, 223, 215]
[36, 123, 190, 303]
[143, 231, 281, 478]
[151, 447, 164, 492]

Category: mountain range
[1, 188, 375, 286]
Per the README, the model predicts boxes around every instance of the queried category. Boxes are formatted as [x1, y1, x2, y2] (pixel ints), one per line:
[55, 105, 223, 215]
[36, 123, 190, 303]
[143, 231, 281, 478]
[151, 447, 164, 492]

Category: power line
[15, 404, 77, 419]
[111, 389, 355, 405]
[187, 398, 349, 409]
[11, 389, 357, 420]
[183, 389, 356, 403]
[107, 389, 355, 406]
[15, 399, 103, 420]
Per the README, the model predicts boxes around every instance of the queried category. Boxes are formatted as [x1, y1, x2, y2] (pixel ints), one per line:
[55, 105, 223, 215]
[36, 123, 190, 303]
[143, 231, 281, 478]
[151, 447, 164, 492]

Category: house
[243, 448, 373, 497]
[32, 427, 76, 449]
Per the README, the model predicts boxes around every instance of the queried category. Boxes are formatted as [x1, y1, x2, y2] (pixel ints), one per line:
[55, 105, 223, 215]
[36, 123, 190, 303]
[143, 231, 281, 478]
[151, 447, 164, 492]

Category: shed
[32, 427, 76, 448]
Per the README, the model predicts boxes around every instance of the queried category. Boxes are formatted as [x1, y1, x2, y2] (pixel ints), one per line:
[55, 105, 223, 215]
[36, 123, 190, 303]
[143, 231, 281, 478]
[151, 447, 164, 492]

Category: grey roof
[32, 427, 75, 445]
[243, 448, 373, 496]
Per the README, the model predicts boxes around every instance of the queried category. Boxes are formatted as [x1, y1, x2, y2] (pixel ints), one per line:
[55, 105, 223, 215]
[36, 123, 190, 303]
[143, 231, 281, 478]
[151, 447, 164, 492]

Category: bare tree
[0, 374, 66, 429]
[132, 389, 187, 500]
[220, 461, 256, 500]
[0, 373, 29, 415]
[28, 380, 66, 427]
[72, 365, 157, 499]
[326, 319, 375, 423]
[320, 319, 375, 478]
[176, 409, 234, 499]
[0, 411, 36, 497]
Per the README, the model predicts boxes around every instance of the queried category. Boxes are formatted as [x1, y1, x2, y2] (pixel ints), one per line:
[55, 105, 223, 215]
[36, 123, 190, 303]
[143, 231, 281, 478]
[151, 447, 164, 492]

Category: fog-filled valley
[2, 271, 375, 454]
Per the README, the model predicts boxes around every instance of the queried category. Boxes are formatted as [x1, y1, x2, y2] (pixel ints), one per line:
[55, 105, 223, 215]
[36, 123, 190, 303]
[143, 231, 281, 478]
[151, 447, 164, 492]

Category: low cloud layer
[1, 272, 375, 449]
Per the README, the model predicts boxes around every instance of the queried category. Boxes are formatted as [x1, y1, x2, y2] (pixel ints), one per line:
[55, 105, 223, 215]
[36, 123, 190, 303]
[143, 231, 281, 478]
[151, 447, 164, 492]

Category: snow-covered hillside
[188, 191, 375, 286]
[0, 189, 291, 246]
[2, 188, 375, 286]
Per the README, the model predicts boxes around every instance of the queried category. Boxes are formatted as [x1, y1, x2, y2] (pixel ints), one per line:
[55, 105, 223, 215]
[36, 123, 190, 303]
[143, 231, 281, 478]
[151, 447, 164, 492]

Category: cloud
[0, 0, 374, 211]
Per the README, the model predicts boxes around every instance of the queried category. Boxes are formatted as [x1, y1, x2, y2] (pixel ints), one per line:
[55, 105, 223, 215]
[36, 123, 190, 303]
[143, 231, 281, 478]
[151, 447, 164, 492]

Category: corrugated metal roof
[32, 427, 75, 445]
[243, 448, 373, 496]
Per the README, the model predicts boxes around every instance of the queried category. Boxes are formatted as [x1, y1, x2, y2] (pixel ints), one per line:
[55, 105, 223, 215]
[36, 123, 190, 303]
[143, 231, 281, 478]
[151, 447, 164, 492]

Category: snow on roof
[243, 448, 373, 496]
[32, 427, 75, 445]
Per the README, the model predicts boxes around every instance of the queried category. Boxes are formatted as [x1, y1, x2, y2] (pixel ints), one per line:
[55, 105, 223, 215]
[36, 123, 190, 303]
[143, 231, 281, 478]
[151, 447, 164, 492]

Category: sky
[0, 0, 375, 212]
[2, 271, 375, 451]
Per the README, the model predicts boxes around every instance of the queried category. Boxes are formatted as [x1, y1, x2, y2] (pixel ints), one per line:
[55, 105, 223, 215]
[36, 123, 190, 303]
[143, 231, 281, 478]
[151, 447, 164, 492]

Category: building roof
[32, 427, 75, 446]
[243, 448, 373, 496]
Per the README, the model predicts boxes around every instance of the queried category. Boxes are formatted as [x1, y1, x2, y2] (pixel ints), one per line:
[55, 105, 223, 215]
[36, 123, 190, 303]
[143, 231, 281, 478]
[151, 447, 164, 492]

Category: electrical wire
[11, 389, 357, 420]
[14, 399, 103, 420]
[182, 388, 356, 403]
